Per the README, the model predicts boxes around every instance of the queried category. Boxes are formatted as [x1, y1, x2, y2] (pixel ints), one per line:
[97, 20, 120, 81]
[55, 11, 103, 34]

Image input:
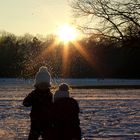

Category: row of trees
[0, 31, 140, 78]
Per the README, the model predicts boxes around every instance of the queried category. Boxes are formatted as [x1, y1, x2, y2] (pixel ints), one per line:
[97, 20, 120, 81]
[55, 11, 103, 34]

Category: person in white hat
[34, 66, 51, 89]
[23, 66, 53, 140]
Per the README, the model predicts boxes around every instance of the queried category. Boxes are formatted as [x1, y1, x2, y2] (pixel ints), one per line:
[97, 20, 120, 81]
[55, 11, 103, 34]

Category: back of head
[59, 83, 69, 91]
[39, 66, 48, 73]
[34, 66, 51, 89]
[53, 83, 70, 102]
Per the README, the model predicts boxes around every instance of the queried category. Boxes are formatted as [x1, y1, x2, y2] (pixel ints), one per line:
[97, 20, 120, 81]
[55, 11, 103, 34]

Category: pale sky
[0, 0, 73, 36]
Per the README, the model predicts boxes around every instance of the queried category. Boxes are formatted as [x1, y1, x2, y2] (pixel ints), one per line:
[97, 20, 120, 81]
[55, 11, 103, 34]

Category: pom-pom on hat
[34, 66, 51, 88]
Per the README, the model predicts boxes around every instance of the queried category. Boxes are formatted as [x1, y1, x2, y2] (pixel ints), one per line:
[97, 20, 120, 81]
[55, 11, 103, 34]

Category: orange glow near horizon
[60, 41, 96, 77]
[61, 44, 70, 77]
[39, 40, 95, 77]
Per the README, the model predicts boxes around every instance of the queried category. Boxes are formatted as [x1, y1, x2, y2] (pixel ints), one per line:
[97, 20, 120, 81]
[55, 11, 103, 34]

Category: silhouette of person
[52, 83, 81, 140]
[23, 66, 53, 140]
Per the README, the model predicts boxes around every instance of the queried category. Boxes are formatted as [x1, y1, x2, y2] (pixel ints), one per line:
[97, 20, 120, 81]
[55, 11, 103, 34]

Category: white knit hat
[34, 66, 51, 87]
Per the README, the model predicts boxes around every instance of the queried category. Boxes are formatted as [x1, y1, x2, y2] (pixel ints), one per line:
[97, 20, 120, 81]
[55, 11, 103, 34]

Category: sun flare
[57, 24, 77, 43]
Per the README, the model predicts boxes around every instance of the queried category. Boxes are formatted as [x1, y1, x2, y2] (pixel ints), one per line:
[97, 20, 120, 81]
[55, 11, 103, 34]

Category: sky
[0, 0, 73, 36]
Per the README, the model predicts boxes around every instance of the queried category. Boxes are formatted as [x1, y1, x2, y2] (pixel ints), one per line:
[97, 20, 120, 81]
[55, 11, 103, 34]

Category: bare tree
[70, 0, 140, 40]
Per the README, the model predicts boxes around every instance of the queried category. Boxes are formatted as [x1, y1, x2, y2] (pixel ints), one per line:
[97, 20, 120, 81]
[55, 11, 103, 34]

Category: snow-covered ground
[0, 79, 140, 140]
[1, 78, 140, 87]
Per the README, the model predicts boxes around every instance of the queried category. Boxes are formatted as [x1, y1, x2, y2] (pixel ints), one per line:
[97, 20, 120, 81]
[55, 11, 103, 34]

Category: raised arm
[23, 92, 34, 107]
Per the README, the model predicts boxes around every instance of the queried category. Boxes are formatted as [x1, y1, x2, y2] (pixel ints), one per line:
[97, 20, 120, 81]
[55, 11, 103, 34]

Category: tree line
[0, 31, 140, 79]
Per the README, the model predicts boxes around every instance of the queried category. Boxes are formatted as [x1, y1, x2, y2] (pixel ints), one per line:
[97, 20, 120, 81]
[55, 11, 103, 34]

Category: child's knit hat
[34, 66, 51, 88]
[59, 83, 69, 91]
[53, 83, 70, 102]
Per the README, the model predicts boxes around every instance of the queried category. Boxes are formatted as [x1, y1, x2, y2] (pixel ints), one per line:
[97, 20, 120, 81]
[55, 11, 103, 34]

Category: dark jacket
[52, 97, 80, 125]
[52, 97, 81, 140]
[23, 88, 53, 121]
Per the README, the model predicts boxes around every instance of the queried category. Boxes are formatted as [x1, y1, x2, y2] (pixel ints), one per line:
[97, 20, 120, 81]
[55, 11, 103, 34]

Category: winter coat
[52, 97, 81, 140]
[23, 88, 53, 122]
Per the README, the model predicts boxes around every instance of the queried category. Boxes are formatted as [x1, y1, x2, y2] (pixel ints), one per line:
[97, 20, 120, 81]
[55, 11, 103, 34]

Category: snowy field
[0, 79, 140, 140]
[1, 78, 140, 87]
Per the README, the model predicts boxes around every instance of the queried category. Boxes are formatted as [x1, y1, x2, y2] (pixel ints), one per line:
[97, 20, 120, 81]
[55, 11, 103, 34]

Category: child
[52, 83, 81, 140]
[23, 66, 53, 140]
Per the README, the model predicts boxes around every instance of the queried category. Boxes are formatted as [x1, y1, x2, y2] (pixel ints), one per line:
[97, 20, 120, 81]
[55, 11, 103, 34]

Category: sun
[57, 24, 77, 43]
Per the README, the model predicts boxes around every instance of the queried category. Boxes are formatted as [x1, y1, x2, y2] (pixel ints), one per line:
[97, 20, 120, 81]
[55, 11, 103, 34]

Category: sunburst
[57, 24, 77, 43]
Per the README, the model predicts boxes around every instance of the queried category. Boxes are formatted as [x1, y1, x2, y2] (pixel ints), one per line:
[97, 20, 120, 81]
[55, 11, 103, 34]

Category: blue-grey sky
[0, 0, 72, 36]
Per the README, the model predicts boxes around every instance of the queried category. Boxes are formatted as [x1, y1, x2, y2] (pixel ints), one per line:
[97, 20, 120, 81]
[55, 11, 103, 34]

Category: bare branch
[70, 0, 140, 40]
